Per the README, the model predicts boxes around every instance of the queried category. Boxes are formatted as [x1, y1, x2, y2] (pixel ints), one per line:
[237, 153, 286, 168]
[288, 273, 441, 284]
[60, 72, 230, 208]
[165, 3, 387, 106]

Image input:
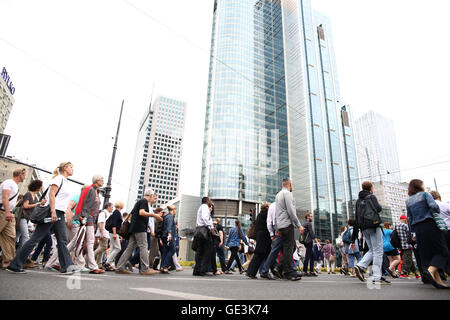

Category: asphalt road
[0, 267, 449, 300]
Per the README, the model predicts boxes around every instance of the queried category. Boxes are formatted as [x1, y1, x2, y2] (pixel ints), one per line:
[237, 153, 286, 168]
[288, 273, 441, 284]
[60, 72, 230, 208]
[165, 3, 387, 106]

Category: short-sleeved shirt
[382, 228, 395, 252]
[47, 175, 71, 212]
[70, 194, 81, 223]
[129, 199, 150, 234]
[95, 209, 111, 239]
[22, 192, 39, 221]
[0, 179, 19, 211]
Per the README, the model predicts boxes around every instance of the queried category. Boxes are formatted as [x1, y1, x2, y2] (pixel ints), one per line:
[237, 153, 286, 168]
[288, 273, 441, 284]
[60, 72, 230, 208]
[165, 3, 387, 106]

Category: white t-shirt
[0, 179, 19, 211]
[47, 175, 72, 212]
[96, 209, 111, 239]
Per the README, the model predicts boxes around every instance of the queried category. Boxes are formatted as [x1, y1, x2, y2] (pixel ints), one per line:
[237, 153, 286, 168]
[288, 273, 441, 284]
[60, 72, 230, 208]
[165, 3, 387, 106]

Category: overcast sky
[1, 0, 450, 208]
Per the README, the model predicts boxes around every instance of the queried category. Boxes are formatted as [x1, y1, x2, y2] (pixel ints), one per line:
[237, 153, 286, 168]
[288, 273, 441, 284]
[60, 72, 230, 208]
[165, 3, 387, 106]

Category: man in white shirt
[94, 202, 113, 268]
[0, 168, 26, 268]
[193, 197, 215, 276]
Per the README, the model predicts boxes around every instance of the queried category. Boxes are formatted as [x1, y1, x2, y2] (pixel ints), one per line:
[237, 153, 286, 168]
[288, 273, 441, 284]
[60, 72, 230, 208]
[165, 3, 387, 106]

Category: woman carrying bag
[224, 220, 249, 274]
[323, 240, 336, 274]
[7, 162, 76, 274]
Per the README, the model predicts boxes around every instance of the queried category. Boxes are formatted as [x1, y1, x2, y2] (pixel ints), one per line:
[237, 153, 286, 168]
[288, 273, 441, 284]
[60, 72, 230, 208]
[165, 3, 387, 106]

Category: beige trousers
[0, 210, 16, 265]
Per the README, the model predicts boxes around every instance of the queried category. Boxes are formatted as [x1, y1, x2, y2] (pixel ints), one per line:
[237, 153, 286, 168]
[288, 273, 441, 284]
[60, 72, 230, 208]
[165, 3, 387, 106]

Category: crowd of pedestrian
[0, 165, 449, 290]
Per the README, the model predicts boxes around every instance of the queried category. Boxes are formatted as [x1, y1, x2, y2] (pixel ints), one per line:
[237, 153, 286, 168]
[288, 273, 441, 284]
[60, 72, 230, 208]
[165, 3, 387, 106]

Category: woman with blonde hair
[7, 162, 76, 274]
[104, 200, 124, 271]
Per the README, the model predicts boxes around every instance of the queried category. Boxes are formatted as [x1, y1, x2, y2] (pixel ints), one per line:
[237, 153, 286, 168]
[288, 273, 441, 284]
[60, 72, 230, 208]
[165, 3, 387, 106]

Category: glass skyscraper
[201, 0, 360, 240]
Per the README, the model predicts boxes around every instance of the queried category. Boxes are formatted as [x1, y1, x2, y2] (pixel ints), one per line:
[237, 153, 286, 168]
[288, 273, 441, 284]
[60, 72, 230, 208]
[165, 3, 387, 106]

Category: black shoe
[309, 272, 318, 277]
[354, 265, 366, 282]
[438, 270, 447, 282]
[260, 273, 275, 280]
[6, 266, 26, 274]
[246, 272, 257, 279]
[373, 277, 391, 285]
[284, 274, 302, 281]
[422, 270, 449, 289]
[272, 267, 282, 279]
[193, 271, 206, 276]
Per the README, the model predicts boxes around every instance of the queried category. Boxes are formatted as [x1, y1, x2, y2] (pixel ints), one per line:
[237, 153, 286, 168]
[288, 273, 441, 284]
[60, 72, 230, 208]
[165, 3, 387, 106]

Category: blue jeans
[348, 252, 361, 268]
[16, 218, 30, 250]
[261, 236, 283, 275]
[215, 241, 226, 272]
[160, 238, 176, 269]
[11, 210, 73, 271]
[31, 231, 52, 262]
[358, 228, 383, 281]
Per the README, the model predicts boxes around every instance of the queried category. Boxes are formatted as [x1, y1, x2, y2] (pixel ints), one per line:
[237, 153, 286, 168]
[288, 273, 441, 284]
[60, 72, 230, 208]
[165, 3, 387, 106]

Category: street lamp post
[103, 100, 124, 207]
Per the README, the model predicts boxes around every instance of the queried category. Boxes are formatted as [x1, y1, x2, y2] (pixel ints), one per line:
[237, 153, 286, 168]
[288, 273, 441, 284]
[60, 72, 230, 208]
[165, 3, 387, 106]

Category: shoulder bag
[30, 180, 63, 224]
[0, 189, 20, 211]
[424, 193, 448, 232]
[118, 214, 132, 240]
[246, 222, 256, 240]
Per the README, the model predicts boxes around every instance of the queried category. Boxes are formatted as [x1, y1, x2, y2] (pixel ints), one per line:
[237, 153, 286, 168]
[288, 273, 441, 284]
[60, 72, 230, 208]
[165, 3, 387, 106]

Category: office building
[0, 68, 15, 134]
[373, 181, 408, 226]
[200, 0, 360, 241]
[354, 111, 401, 184]
[127, 96, 186, 209]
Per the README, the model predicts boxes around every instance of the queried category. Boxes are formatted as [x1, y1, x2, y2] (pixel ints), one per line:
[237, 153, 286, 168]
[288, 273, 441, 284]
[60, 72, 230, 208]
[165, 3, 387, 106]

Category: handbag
[30, 180, 63, 224]
[194, 226, 209, 241]
[118, 214, 132, 240]
[329, 250, 336, 263]
[432, 212, 448, 232]
[424, 193, 448, 232]
[246, 222, 256, 240]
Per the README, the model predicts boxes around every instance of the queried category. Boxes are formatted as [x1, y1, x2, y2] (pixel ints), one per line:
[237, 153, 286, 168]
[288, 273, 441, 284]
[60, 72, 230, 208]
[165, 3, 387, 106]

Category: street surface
[1, 268, 449, 300]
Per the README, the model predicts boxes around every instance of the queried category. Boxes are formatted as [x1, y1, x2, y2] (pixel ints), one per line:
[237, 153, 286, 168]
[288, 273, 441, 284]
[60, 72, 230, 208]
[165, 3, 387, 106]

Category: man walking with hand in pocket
[272, 178, 304, 281]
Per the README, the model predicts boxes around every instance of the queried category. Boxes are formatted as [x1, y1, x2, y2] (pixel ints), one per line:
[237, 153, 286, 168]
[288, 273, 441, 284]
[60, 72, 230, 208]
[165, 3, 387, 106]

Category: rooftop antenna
[149, 82, 155, 112]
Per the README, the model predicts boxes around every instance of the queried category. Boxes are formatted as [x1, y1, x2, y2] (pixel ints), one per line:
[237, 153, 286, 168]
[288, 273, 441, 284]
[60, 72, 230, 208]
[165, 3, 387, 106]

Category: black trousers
[247, 250, 270, 276]
[303, 242, 314, 273]
[226, 247, 243, 271]
[446, 231, 450, 273]
[208, 239, 218, 273]
[193, 231, 212, 274]
[279, 225, 295, 276]
[415, 219, 449, 271]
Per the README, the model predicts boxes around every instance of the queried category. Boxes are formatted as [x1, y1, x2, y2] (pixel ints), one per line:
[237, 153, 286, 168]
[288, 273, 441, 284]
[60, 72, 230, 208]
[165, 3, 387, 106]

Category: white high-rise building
[354, 111, 401, 184]
[372, 181, 408, 226]
[127, 96, 187, 209]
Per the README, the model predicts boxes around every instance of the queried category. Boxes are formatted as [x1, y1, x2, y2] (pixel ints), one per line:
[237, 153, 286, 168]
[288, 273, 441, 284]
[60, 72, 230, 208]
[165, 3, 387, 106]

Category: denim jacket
[406, 192, 440, 232]
[225, 226, 249, 248]
[162, 213, 176, 239]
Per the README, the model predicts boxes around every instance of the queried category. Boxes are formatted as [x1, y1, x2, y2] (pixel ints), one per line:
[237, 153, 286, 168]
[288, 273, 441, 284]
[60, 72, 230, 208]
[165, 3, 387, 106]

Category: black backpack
[390, 228, 401, 249]
[105, 213, 114, 233]
[356, 195, 382, 230]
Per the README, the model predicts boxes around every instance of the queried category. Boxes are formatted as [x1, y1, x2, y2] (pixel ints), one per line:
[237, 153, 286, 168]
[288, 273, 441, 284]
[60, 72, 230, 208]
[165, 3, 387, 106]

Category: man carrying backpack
[350, 181, 391, 285]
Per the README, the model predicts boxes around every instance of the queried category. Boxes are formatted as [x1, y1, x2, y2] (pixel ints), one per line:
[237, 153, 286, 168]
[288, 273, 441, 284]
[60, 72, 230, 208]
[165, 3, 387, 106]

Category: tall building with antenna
[127, 96, 187, 209]
[200, 0, 360, 240]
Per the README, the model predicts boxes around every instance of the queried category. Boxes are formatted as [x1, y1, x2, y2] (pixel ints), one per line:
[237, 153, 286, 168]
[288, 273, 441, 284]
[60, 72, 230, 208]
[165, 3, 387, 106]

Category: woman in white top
[7, 162, 77, 274]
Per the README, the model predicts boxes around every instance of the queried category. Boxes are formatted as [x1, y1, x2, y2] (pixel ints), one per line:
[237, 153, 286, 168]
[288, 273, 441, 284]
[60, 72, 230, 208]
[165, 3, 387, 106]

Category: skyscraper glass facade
[201, 0, 360, 240]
